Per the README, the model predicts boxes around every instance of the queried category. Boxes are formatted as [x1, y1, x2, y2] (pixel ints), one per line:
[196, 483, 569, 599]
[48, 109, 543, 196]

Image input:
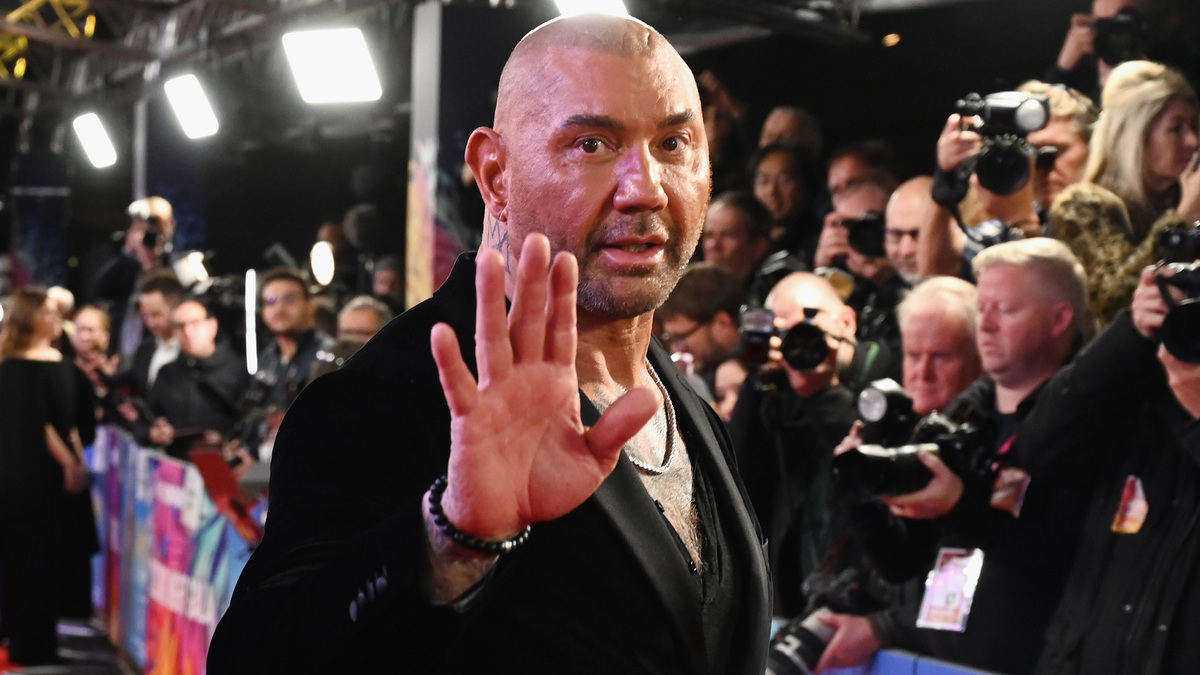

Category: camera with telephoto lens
[1094, 7, 1147, 67]
[955, 91, 1050, 195]
[1155, 262, 1200, 364]
[766, 568, 894, 675]
[739, 306, 839, 372]
[834, 380, 992, 501]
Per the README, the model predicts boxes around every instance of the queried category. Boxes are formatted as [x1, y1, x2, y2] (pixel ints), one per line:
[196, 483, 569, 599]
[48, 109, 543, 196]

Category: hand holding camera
[1057, 13, 1096, 72]
[834, 379, 990, 506]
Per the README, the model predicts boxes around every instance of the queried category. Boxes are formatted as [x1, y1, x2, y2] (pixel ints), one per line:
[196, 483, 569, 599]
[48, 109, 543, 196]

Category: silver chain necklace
[626, 358, 676, 475]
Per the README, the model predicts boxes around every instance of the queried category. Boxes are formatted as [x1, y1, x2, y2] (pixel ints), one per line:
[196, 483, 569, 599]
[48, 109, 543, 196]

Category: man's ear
[1050, 301, 1075, 339]
[839, 303, 857, 339]
[465, 127, 508, 221]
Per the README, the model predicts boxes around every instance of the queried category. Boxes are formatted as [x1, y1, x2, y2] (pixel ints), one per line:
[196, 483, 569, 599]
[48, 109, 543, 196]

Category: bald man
[886, 177, 936, 285]
[209, 14, 770, 675]
[728, 272, 895, 618]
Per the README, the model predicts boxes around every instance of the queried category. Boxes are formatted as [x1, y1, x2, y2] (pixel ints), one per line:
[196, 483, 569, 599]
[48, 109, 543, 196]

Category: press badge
[916, 548, 984, 632]
[1111, 475, 1148, 534]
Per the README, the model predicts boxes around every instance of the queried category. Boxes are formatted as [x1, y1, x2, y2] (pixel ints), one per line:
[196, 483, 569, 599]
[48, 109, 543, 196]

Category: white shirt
[146, 336, 180, 388]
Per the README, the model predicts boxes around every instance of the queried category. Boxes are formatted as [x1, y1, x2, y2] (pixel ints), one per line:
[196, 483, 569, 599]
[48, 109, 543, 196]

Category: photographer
[1048, 0, 1200, 99]
[1050, 61, 1198, 327]
[1016, 262, 1200, 674]
[920, 84, 1096, 281]
[815, 182, 908, 354]
[90, 196, 177, 359]
[816, 239, 1091, 674]
[728, 271, 895, 618]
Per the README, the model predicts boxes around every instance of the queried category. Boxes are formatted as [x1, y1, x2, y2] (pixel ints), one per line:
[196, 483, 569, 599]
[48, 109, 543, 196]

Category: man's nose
[614, 146, 667, 213]
[920, 356, 937, 380]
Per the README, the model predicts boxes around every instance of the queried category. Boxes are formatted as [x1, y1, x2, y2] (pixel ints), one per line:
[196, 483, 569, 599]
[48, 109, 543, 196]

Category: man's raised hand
[430, 234, 658, 544]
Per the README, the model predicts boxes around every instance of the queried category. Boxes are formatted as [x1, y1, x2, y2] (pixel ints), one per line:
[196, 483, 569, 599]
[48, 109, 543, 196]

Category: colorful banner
[90, 427, 259, 674]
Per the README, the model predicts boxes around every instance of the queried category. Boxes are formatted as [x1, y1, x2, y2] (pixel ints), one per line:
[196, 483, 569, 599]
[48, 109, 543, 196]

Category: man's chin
[577, 265, 682, 319]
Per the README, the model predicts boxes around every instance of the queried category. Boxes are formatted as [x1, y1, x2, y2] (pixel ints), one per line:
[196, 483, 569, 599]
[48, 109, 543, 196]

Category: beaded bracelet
[426, 475, 532, 555]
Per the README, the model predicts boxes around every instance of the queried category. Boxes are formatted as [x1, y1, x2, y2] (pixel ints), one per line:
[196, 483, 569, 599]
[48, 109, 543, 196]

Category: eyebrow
[558, 109, 698, 133]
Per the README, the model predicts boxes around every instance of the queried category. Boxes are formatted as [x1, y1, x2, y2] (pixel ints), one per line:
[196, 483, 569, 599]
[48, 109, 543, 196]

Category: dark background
[3, 0, 1098, 295]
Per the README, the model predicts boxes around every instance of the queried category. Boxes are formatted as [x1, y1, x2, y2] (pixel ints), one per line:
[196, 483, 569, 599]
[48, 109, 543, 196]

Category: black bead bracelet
[427, 475, 531, 555]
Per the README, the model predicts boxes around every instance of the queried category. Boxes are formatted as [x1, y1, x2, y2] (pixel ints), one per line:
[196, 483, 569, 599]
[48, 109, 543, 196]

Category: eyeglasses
[884, 229, 919, 244]
[263, 294, 302, 307]
[659, 320, 707, 349]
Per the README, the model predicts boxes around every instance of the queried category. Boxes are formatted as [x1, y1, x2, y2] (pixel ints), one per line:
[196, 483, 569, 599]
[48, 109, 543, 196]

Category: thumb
[585, 386, 658, 466]
[917, 449, 946, 472]
[815, 611, 843, 628]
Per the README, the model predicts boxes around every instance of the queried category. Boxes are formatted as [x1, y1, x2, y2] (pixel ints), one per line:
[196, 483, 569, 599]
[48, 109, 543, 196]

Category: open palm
[430, 235, 656, 541]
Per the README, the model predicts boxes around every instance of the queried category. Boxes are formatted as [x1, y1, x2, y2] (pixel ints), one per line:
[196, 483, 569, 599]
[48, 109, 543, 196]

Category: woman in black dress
[0, 287, 89, 665]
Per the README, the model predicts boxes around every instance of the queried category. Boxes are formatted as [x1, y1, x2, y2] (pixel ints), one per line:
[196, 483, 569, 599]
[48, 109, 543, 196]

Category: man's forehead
[500, 47, 696, 129]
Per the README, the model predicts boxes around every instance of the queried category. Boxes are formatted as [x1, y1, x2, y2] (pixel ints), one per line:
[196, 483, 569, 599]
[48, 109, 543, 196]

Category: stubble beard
[574, 213, 696, 320]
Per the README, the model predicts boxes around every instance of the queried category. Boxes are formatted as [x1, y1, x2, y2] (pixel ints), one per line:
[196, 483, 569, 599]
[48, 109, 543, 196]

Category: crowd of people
[649, 0, 1200, 672]
[0, 196, 400, 666]
[1, 2, 1198, 673]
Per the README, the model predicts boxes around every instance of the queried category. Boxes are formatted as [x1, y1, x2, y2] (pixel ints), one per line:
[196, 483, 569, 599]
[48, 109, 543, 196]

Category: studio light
[554, 0, 628, 16]
[164, 74, 219, 139]
[310, 241, 336, 287]
[282, 28, 382, 104]
[72, 112, 117, 168]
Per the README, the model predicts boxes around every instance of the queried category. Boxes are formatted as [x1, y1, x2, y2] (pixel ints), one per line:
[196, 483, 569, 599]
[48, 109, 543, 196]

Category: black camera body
[1157, 262, 1200, 364]
[843, 211, 887, 258]
[1094, 7, 1147, 67]
[835, 380, 992, 501]
[1156, 222, 1200, 264]
[739, 306, 834, 372]
[956, 91, 1050, 195]
[142, 214, 164, 249]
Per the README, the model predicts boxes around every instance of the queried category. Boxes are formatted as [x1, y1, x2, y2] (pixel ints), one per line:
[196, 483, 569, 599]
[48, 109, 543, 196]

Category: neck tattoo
[626, 358, 677, 475]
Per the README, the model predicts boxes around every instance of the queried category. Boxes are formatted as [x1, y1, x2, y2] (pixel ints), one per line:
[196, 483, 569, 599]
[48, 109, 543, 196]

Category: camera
[835, 380, 992, 500]
[1094, 7, 1147, 67]
[739, 306, 839, 372]
[843, 211, 886, 258]
[956, 91, 1050, 195]
[1156, 262, 1200, 364]
[766, 568, 893, 675]
[142, 215, 164, 249]
[963, 218, 1025, 250]
[1156, 222, 1200, 264]
[857, 378, 920, 445]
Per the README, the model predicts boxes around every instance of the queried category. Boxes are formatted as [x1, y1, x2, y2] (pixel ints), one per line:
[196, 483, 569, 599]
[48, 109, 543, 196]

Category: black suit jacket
[208, 254, 771, 674]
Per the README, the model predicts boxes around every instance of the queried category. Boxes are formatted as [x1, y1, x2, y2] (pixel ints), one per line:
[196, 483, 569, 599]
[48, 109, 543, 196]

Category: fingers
[833, 421, 864, 456]
[432, 323, 478, 417]
[585, 386, 658, 467]
[545, 252, 579, 366]
[475, 248, 512, 386]
[509, 235, 552, 363]
[1132, 265, 1169, 339]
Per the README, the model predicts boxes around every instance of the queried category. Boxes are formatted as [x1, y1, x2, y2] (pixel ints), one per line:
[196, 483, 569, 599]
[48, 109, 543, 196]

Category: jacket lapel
[649, 345, 772, 674]
[581, 391, 712, 675]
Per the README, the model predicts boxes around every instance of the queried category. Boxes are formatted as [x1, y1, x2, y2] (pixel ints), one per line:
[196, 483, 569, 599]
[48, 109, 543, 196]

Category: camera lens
[780, 322, 830, 371]
[974, 138, 1033, 195]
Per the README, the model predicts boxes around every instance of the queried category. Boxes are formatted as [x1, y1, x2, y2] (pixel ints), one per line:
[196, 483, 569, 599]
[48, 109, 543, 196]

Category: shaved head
[496, 16, 678, 132]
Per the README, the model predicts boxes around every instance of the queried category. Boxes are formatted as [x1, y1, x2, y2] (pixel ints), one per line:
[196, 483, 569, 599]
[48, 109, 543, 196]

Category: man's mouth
[611, 243, 656, 253]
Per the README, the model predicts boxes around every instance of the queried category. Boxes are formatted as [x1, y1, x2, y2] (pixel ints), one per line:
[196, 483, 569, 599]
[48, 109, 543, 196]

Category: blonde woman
[1051, 60, 1200, 325]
